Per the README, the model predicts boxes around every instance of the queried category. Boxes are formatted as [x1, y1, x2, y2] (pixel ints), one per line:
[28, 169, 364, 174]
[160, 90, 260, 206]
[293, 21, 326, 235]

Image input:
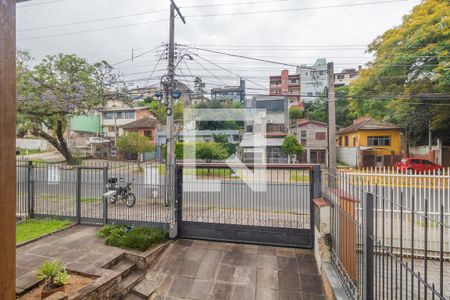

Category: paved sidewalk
[16, 225, 124, 294]
[147, 239, 325, 300]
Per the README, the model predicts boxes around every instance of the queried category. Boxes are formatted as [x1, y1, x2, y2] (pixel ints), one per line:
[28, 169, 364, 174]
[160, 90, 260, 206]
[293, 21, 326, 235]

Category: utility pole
[327, 62, 337, 175]
[0, 0, 18, 298]
[166, 0, 185, 238]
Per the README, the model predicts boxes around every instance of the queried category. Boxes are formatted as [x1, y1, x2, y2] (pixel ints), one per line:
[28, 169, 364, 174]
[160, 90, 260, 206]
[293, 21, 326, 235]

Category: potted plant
[36, 260, 70, 299]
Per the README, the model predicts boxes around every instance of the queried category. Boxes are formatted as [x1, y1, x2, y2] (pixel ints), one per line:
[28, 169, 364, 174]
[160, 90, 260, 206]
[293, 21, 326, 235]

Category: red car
[396, 158, 443, 174]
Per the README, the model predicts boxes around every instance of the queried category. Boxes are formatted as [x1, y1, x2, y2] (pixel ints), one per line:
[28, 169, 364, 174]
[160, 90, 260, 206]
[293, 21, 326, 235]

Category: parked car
[396, 158, 443, 174]
[86, 137, 110, 145]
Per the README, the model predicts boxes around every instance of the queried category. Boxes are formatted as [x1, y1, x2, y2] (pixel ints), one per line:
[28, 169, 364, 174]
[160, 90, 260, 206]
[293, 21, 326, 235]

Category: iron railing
[16, 159, 172, 226]
[176, 162, 321, 247]
[323, 170, 450, 300]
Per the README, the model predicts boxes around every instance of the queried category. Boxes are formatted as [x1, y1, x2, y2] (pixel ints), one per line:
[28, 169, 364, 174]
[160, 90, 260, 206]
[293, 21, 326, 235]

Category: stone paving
[16, 225, 325, 299]
[146, 239, 325, 300]
[16, 225, 125, 294]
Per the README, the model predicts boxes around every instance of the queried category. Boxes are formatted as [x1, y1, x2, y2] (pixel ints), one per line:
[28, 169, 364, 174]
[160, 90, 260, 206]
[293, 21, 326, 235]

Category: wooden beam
[0, 0, 16, 299]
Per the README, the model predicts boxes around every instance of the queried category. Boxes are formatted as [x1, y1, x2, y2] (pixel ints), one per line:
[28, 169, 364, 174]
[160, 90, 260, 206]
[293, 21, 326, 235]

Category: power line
[142, 50, 166, 88]
[17, 0, 64, 8]
[191, 52, 268, 89]
[17, 0, 285, 32]
[180, 0, 288, 9]
[111, 45, 164, 66]
[186, 0, 413, 18]
[18, 18, 169, 41]
[18, 9, 169, 32]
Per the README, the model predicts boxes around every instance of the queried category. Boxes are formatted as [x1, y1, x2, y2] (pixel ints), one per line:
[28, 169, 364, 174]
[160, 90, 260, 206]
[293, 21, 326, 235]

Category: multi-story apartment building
[210, 79, 246, 103]
[269, 70, 301, 105]
[100, 107, 152, 140]
[334, 67, 361, 87]
[296, 58, 328, 103]
[240, 96, 289, 163]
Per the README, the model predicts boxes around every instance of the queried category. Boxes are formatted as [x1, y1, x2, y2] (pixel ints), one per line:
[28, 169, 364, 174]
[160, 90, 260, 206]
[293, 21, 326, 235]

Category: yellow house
[336, 117, 403, 167]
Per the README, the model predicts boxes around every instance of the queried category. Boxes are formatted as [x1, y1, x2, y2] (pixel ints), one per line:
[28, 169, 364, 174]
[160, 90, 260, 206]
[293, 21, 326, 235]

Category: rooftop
[120, 116, 158, 129]
[337, 117, 400, 135]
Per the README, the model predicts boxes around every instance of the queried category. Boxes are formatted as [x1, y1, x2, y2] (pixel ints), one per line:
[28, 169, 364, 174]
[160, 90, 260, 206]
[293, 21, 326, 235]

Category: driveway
[147, 239, 325, 300]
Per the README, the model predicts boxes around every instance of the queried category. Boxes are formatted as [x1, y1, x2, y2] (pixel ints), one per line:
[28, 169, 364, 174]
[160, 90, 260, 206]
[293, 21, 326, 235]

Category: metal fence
[323, 170, 450, 300]
[177, 163, 320, 247]
[16, 159, 172, 226]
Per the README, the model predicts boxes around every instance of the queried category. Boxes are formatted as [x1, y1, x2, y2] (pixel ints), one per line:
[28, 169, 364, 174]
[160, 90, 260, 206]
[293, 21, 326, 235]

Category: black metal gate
[176, 163, 321, 248]
[76, 167, 108, 225]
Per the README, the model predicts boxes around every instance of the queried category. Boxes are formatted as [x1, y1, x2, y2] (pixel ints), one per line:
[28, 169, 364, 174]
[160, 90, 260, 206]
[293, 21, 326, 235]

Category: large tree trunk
[55, 120, 75, 165]
[35, 120, 75, 165]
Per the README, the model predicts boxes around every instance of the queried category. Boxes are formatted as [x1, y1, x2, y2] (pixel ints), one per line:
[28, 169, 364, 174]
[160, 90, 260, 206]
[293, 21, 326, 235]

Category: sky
[16, 0, 423, 94]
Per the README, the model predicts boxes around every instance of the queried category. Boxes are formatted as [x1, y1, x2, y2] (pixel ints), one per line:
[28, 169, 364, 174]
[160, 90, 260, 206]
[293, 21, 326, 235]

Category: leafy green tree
[194, 77, 206, 98]
[196, 142, 229, 163]
[212, 134, 229, 144]
[164, 142, 229, 162]
[116, 132, 155, 169]
[17, 53, 127, 164]
[305, 87, 353, 128]
[212, 133, 238, 156]
[281, 135, 304, 164]
[289, 107, 304, 122]
[349, 0, 450, 144]
[145, 99, 184, 125]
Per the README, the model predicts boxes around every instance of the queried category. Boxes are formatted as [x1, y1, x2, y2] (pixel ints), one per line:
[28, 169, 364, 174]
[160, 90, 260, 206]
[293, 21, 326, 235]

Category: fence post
[364, 192, 374, 300]
[174, 164, 183, 238]
[76, 167, 81, 224]
[313, 164, 321, 199]
[103, 167, 108, 226]
[27, 161, 34, 218]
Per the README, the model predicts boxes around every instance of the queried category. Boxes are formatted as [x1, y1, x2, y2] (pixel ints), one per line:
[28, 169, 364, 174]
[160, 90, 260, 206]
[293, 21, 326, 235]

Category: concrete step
[111, 259, 136, 279]
[132, 277, 160, 299]
[122, 292, 147, 300]
[119, 270, 146, 298]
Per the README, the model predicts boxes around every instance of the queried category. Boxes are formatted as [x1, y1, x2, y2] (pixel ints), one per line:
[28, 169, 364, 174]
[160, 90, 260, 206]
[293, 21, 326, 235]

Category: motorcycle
[106, 177, 136, 208]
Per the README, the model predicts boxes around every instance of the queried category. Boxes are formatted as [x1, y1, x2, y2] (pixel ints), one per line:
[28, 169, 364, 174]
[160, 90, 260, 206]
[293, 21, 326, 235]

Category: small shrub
[97, 224, 168, 251]
[36, 260, 70, 289]
[96, 224, 126, 238]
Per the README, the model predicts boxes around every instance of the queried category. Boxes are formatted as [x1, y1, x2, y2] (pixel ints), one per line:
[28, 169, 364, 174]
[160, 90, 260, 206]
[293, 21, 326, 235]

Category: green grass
[289, 171, 310, 182]
[16, 148, 44, 155]
[81, 197, 100, 203]
[97, 224, 168, 251]
[182, 168, 235, 177]
[16, 219, 71, 244]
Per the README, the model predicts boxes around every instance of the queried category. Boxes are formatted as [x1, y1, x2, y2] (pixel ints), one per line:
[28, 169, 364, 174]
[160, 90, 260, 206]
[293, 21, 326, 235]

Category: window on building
[104, 112, 114, 119]
[367, 136, 391, 146]
[247, 125, 253, 133]
[339, 137, 342, 146]
[144, 130, 153, 139]
[108, 127, 115, 132]
[124, 111, 135, 119]
[315, 132, 326, 140]
[353, 137, 357, 146]
[307, 92, 313, 97]
[345, 136, 349, 146]
[337, 75, 344, 80]
[301, 130, 307, 138]
[116, 112, 123, 119]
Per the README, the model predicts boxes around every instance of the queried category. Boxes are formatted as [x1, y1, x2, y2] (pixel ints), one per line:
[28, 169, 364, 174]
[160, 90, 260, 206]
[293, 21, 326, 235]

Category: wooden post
[0, 0, 17, 298]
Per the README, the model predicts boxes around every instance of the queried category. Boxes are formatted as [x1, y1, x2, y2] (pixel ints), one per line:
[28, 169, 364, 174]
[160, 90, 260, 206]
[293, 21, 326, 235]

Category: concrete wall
[337, 147, 359, 167]
[16, 138, 54, 151]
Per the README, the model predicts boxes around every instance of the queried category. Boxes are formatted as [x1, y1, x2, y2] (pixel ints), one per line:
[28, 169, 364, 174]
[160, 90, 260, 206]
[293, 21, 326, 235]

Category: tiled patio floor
[147, 239, 325, 300]
[15, 225, 325, 299]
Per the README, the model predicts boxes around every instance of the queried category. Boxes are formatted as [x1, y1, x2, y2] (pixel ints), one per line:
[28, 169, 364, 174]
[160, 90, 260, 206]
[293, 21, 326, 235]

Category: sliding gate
[177, 163, 321, 248]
